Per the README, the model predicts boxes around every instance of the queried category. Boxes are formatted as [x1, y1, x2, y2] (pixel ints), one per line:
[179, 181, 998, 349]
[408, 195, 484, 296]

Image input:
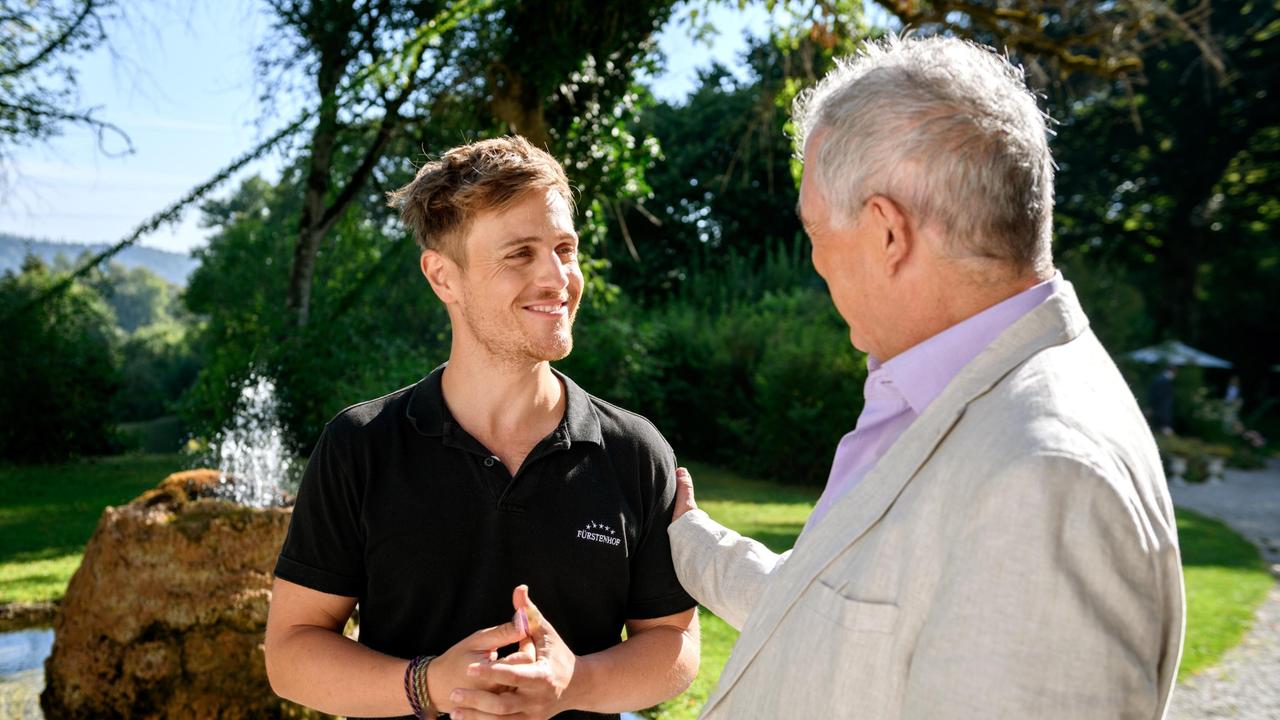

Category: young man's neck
[440, 342, 565, 443]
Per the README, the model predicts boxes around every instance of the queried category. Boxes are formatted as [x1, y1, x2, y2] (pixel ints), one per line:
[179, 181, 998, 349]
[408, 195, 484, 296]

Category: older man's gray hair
[793, 35, 1054, 277]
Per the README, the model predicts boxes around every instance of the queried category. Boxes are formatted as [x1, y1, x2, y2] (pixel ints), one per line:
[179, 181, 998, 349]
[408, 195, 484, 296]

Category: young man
[265, 136, 698, 720]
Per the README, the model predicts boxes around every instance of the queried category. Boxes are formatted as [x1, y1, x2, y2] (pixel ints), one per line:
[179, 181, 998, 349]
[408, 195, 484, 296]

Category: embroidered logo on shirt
[576, 520, 621, 546]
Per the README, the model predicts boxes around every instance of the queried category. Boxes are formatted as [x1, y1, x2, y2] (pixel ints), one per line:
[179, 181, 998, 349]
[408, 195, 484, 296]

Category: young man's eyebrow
[498, 232, 578, 249]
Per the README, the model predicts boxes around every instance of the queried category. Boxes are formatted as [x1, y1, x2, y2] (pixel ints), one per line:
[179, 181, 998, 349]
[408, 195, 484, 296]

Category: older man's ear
[864, 194, 914, 277]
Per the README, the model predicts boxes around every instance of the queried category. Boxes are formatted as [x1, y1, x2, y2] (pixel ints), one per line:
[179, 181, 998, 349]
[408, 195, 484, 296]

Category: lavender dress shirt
[805, 272, 1064, 532]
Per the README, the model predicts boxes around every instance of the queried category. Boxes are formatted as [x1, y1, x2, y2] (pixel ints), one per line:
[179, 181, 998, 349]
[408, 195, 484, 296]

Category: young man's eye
[558, 246, 578, 258]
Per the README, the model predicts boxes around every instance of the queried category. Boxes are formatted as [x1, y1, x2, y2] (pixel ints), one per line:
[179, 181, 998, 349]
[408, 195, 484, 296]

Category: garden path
[1168, 458, 1280, 720]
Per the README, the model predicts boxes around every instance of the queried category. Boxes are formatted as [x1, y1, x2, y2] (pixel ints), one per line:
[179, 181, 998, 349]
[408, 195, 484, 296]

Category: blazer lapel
[700, 283, 1091, 716]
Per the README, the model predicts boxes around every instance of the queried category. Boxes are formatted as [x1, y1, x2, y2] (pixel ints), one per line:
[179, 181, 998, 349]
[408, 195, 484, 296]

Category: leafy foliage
[83, 261, 200, 422]
[0, 257, 120, 462]
[89, 262, 182, 334]
[183, 168, 452, 450]
[12, 0, 1270, 472]
[606, 39, 811, 300]
[1052, 0, 1280, 395]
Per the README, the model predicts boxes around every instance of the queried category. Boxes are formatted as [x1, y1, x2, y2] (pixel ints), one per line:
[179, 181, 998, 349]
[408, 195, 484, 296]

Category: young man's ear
[420, 250, 459, 305]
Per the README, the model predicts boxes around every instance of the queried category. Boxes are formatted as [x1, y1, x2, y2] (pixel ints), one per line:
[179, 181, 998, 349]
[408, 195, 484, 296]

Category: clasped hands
[427, 584, 576, 720]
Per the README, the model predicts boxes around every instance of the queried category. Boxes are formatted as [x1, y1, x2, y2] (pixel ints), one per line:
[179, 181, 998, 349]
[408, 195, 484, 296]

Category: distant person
[1223, 375, 1243, 430]
[264, 136, 698, 720]
[667, 36, 1184, 719]
[1149, 365, 1178, 436]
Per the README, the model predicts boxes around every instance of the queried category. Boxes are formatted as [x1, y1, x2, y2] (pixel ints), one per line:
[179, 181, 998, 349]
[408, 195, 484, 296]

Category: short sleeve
[274, 423, 366, 597]
[625, 439, 698, 619]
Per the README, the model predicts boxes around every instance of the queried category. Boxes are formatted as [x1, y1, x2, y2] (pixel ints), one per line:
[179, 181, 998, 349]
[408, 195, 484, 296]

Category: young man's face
[454, 187, 583, 365]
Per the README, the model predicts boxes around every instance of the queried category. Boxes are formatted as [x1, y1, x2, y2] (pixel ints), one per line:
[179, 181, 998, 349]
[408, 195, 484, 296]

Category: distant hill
[0, 234, 198, 287]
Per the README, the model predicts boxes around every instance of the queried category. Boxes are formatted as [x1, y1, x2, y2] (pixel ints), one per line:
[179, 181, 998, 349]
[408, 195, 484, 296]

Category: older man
[669, 37, 1183, 719]
[265, 136, 698, 720]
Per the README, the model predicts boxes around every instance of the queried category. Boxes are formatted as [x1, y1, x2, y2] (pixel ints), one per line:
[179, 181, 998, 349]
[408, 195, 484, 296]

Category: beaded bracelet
[404, 654, 439, 719]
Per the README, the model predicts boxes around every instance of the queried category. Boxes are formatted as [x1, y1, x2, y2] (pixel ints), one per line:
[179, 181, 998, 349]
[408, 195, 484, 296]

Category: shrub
[0, 258, 122, 462]
[557, 296, 666, 418]
[1156, 434, 1234, 482]
[644, 287, 864, 485]
[117, 320, 201, 422]
[748, 293, 863, 483]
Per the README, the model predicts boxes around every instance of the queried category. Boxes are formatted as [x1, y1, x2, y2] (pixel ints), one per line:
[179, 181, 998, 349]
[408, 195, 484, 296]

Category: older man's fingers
[673, 466, 698, 520]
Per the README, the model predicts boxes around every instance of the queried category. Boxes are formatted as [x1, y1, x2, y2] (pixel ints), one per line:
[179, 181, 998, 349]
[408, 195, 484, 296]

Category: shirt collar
[406, 362, 603, 447]
[877, 271, 1063, 416]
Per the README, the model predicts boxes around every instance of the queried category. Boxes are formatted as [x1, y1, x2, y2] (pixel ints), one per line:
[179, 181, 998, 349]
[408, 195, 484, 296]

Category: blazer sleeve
[903, 453, 1182, 720]
[667, 509, 792, 630]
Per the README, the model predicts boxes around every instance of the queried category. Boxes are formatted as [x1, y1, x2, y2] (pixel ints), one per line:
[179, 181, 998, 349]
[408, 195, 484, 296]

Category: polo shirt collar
[405, 363, 603, 447]
[557, 369, 605, 447]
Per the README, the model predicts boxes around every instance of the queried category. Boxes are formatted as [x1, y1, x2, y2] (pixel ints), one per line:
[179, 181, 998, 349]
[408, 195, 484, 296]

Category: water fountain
[39, 374, 319, 719]
[213, 374, 299, 509]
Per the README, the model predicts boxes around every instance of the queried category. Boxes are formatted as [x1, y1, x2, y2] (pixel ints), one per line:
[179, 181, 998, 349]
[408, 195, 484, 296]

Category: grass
[0, 454, 1270, 713]
[1176, 509, 1274, 677]
[117, 415, 187, 454]
[0, 453, 186, 603]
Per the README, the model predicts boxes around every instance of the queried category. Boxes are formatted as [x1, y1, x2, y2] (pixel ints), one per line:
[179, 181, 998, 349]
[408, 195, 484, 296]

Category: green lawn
[0, 454, 186, 603]
[0, 455, 1271, 716]
[1177, 509, 1274, 677]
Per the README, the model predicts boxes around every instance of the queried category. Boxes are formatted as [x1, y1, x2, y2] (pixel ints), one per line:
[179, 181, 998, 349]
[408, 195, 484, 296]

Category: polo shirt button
[483, 456, 496, 467]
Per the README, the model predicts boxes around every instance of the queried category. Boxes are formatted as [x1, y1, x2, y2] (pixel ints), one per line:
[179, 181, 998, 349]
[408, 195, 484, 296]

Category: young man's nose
[533, 249, 570, 289]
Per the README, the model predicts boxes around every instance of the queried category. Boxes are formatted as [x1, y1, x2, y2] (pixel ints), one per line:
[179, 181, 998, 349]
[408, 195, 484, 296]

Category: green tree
[1052, 0, 1279, 387]
[183, 166, 449, 449]
[261, 0, 683, 326]
[116, 319, 199, 421]
[0, 256, 120, 462]
[90, 262, 180, 334]
[607, 39, 813, 299]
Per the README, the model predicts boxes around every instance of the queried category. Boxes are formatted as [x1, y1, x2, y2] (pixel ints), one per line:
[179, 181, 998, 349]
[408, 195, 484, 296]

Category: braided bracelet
[403, 654, 439, 719]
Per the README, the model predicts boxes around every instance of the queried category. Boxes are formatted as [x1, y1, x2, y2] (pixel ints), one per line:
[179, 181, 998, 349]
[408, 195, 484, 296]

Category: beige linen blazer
[670, 282, 1184, 719]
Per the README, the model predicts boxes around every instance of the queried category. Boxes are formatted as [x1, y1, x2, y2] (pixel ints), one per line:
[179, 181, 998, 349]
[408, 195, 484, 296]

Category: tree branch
[0, 100, 134, 156]
[883, 0, 1161, 78]
[0, 112, 312, 327]
[314, 39, 435, 236]
[0, 0, 100, 79]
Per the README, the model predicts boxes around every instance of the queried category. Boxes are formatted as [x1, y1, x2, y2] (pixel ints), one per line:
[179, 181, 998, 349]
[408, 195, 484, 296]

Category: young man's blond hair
[387, 135, 573, 264]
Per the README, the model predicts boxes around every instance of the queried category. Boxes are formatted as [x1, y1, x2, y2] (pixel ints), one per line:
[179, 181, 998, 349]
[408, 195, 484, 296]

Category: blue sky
[0, 1, 780, 255]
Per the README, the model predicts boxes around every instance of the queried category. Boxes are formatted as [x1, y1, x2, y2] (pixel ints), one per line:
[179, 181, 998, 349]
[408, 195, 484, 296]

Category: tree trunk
[488, 61, 550, 147]
[286, 52, 342, 328]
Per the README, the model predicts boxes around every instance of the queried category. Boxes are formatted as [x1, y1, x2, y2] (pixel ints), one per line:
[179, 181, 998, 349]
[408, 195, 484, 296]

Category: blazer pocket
[802, 579, 900, 634]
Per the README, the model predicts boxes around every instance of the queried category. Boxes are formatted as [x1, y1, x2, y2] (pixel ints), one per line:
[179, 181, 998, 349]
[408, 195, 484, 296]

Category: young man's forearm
[265, 624, 413, 717]
[566, 611, 700, 713]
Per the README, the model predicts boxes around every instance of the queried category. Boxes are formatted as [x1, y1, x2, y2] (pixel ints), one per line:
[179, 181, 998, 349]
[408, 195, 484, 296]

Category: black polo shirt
[275, 365, 696, 720]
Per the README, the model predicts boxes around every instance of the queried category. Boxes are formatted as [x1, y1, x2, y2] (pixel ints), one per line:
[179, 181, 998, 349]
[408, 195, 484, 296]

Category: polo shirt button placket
[483, 456, 497, 468]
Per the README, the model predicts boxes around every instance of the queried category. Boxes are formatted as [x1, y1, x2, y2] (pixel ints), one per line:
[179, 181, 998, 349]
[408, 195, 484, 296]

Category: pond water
[0, 629, 52, 677]
[0, 629, 50, 718]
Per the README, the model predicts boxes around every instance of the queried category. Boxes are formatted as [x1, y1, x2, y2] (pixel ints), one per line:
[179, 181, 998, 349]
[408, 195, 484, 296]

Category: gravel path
[1170, 458, 1280, 567]
[1167, 458, 1280, 720]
